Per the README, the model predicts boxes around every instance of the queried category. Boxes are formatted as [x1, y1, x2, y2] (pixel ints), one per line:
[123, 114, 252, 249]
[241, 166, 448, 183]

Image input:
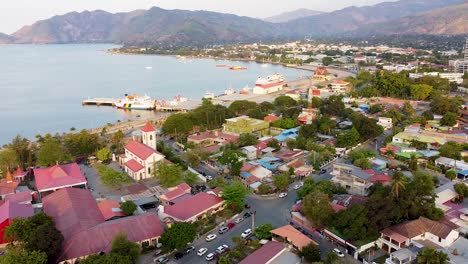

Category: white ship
[115, 94, 155, 110]
[253, 73, 285, 95]
[224, 87, 235, 95]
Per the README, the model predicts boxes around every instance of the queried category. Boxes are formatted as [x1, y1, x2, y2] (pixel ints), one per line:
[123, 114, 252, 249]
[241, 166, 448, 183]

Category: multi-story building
[331, 163, 373, 196]
[223, 116, 269, 136]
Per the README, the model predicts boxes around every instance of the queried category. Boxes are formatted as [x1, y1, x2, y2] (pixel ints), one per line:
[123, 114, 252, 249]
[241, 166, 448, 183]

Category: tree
[184, 171, 199, 186]
[218, 150, 246, 176]
[301, 192, 333, 228]
[391, 172, 408, 199]
[218, 256, 232, 264]
[336, 127, 360, 148]
[417, 248, 449, 264]
[430, 96, 463, 115]
[257, 183, 271, 194]
[332, 204, 371, 241]
[96, 147, 111, 162]
[402, 102, 416, 118]
[409, 154, 418, 171]
[7, 135, 30, 168]
[322, 95, 345, 117]
[0, 247, 47, 264]
[238, 133, 258, 147]
[439, 141, 462, 160]
[353, 158, 372, 169]
[255, 223, 274, 240]
[120, 201, 137, 216]
[110, 233, 140, 263]
[299, 243, 321, 263]
[37, 138, 67, 166]
[267, 139, 281, 151]
[64, 130, 100, 157]
[162, 113, 194, 135]
[95, 163, 132, 187]
[454, 183, 468, 200]
[322, 57, 333, 66]
[373, 71, 410, 98]
[111, 130, 125, 152]
[153, 162, 183, 187]
[5, 212, 64, 262]
[410, 84, 432, 100]
[80, 253, 133, 264]
[207, 176, 227, 189]
[273, 172, 290, 191]
[421, 110, 434, 121]
[159, 222, 196, 250]
[440, 112, 458, 127]
[324, 251, 339, 264]
[222, 181, 247, 210]
[0, 148, 19, 172]
[274, 96, 297, 108]
[228, 100, 258, 115]
[445, 170, 457, 181]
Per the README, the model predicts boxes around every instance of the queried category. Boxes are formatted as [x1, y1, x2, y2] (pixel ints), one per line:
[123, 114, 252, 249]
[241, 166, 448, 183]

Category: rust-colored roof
[383, 217, 456, 241]
[124, 140, 163, 160]
[34, 163, 87, 192]
[124, 159, 144, 172]
[97, 200, 125, 220]
[239, 241, 285, 264]
[163, 192, 224, 221]
[271, 225, 317, 249]
[141, 121, 155, 132]
[264, 114, 280, 123]
[160, 183, 191, 203]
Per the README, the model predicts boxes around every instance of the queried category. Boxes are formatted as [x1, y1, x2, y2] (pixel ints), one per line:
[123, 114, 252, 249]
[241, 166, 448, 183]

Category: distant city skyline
[0, 0, 395, 34]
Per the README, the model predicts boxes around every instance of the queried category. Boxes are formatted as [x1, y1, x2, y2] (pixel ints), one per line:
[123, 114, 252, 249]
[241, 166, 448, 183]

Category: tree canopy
[160, 222, 196, 250]
[301, 192, 333, 228]
[255, 223, 274, 240]
[120, 201, 137, 216]
[222, 181, 247, 210]
[153, 162, 183, 187]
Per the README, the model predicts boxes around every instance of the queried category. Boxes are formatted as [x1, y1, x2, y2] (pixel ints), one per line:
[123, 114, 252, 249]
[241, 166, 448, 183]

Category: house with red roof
[187, 131, 239, 153]
[97, 200, 125, 221]
[13, 166, 27, 182]
[161, 192, 225, 223]
[120, 122, 165, 181]
[159, 183, 192, 205]
[43, 188, 164, 263]
[239, 241, 300, 264]
[0, 169, 19, 199]
[0, 200, 34, 244]
[33, 162, 87, 199]
[263, 114, 280, 123]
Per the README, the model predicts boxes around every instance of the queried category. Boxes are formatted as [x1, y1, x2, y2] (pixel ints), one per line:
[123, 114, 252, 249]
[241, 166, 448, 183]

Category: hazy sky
[1, 0, 394, 34]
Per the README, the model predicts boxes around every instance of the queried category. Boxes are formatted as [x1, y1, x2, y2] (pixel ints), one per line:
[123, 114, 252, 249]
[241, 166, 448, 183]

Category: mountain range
[1, 0, 467, 46]
[263, 8, 323, 23]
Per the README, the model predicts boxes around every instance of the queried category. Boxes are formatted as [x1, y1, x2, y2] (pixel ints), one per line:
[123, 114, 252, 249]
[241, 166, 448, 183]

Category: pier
[82, 98, 118, 106]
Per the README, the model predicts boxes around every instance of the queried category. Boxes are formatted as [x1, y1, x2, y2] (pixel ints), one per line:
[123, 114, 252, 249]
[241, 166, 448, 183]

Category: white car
[293, 184, 301, 190]
[334, 248, 345, 257]
[241, 228, 252, 239]
[197, 247, 208, 256]
[216, 244, 229, 254]
[206, 175, 213, 181]
[279, 192, 288, 198]
[234, 217, 244, 224]
[298, 182, 304, 187]
[205, 252, 215, 261]
[206, 234, 217, 242]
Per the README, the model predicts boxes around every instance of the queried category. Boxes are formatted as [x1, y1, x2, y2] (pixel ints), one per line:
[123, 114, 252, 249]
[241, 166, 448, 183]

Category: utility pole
[252, 210, 256, 231]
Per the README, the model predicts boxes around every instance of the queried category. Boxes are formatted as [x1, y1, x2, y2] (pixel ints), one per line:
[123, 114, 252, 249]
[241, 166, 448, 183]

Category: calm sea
[0, 44, 310, 145]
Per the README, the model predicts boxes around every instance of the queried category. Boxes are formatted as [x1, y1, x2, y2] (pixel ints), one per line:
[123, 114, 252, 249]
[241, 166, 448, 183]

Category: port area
[81, 98, 119, 106]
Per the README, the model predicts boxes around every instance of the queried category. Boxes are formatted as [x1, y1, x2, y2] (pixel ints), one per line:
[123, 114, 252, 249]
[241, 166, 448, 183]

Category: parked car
[216, 245, 229, 254]
[155, 257, 169, 263]
[185, 246, 195, 254]
[243, 211, 252, 218]
[226, 222, 236, 229]
[298, 182, 304, 187]
[234, 217, 244, 224]
[206, 234, 217, 242]
[279, 192, 288, 198]
[319, 169, 327, 174]
[241, 228, 252, 238]
[206, 175, 213, 181]
[218, 226, 229, 234]
[175, 252, 184, 260]
[141, 203, 157, 210]
[293, 184, 301, 190]
[205, 252, 216, 261]
[197, 248, 208, 256]
[334, 248, 345, 257]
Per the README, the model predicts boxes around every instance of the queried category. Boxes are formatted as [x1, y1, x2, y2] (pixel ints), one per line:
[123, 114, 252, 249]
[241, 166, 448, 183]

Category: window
[150, 135, 153, 140]
[148, 167, 151, 174]
[438, 237, 442, 242]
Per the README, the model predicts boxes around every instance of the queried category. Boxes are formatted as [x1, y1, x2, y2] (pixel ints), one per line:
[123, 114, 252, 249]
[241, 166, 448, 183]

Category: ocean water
[0, 44, 310, 145]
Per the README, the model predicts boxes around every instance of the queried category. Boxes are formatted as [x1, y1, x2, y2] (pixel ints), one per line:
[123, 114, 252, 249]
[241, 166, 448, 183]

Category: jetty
[82, 98, 118, 106]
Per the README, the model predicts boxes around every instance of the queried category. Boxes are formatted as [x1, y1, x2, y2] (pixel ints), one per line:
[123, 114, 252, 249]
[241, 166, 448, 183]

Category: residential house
[34, 163, 87, 199]
[239, 241, 300, 264]
[159, 183, 192, 205]
[240, 163, 272, 183]
[378, 217, 459, 253]
[187, 131, 239, 152]
[274, 127, 299, 144]
[0, 170, 18, 200]
[223, 116, 269, 136]
[43, 188, 164, 264]
[378, 117, 393, 129]
[242, 146, 258, 161]
[160, 192, 224, 223]
[435, 157, 468, 171]
[0, 200, 34, 244]
[12, 166, 27, 182]
[271, 225, 318, 251]
[331, 163, 373, 196]
[313, 67, 331, 81]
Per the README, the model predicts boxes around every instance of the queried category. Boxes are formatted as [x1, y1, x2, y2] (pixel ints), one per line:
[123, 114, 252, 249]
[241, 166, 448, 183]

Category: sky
[0, 0, 394, 34]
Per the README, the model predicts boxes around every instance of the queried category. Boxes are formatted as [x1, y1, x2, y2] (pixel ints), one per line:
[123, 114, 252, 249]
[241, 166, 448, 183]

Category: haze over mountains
[2, 0, 467, 46]
[263, 8, 323, 23]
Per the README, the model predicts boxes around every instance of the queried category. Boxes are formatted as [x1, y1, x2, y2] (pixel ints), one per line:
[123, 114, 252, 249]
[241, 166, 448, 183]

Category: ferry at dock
[252, 73, 285, 95]
[114, 94, 156, 110]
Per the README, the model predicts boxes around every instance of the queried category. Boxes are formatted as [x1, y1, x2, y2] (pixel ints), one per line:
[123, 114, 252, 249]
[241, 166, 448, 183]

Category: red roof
[13, 166, 26, 177]
[160, 183, 192, 203]
[34, 163, 87, 192]
[370, 174, 392, 184]
[124, 159, 144, 172]
[4, 191, 32, 204]
[141, 121, 155, 132]
[331, 202, 347, 213]
[246, 175, 261, 184]
[97, 200, 125, 220]
[264, 114, 280, 123]
[239, 241, 285, 264]
[125, 140, 160, 160]
[0, 179, 18, 197]
[163, 192, 224, 221]
[43, 188, 105, 240]
[0, 200, 34, 224]
[362, 169, 375, 175]
[59, 213, 163, 261]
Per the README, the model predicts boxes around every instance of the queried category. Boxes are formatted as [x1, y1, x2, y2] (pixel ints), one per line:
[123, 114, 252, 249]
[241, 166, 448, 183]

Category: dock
[82, 98, 119, 106]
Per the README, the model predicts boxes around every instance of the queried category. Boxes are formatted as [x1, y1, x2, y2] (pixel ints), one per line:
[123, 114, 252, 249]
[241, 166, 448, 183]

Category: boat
[115, 94, 155, 110]
[261, 64, 268, 68]
[253, 74, 285, 95]
[229, 66, 247, 70]
[145, 66, 153, 70]
[216, 64, 229, 67]
[224, 87, 235, 95]
[203, 91, 215, 99]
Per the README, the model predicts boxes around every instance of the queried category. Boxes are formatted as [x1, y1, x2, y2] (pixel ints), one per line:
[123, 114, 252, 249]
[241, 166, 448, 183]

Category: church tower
[141, 121, 157, 150]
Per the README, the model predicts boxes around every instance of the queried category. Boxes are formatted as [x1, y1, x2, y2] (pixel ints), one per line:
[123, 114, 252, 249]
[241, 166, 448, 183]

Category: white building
[377, 117, 393, 129]
[120, 122, 165, 181]
[241, 146, 258, 160]
[329, 80, 351, 94]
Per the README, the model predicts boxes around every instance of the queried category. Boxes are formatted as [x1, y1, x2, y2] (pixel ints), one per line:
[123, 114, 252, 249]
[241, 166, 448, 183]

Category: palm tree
[391, 171, 408, 199]
[417, 248, 449, 264]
